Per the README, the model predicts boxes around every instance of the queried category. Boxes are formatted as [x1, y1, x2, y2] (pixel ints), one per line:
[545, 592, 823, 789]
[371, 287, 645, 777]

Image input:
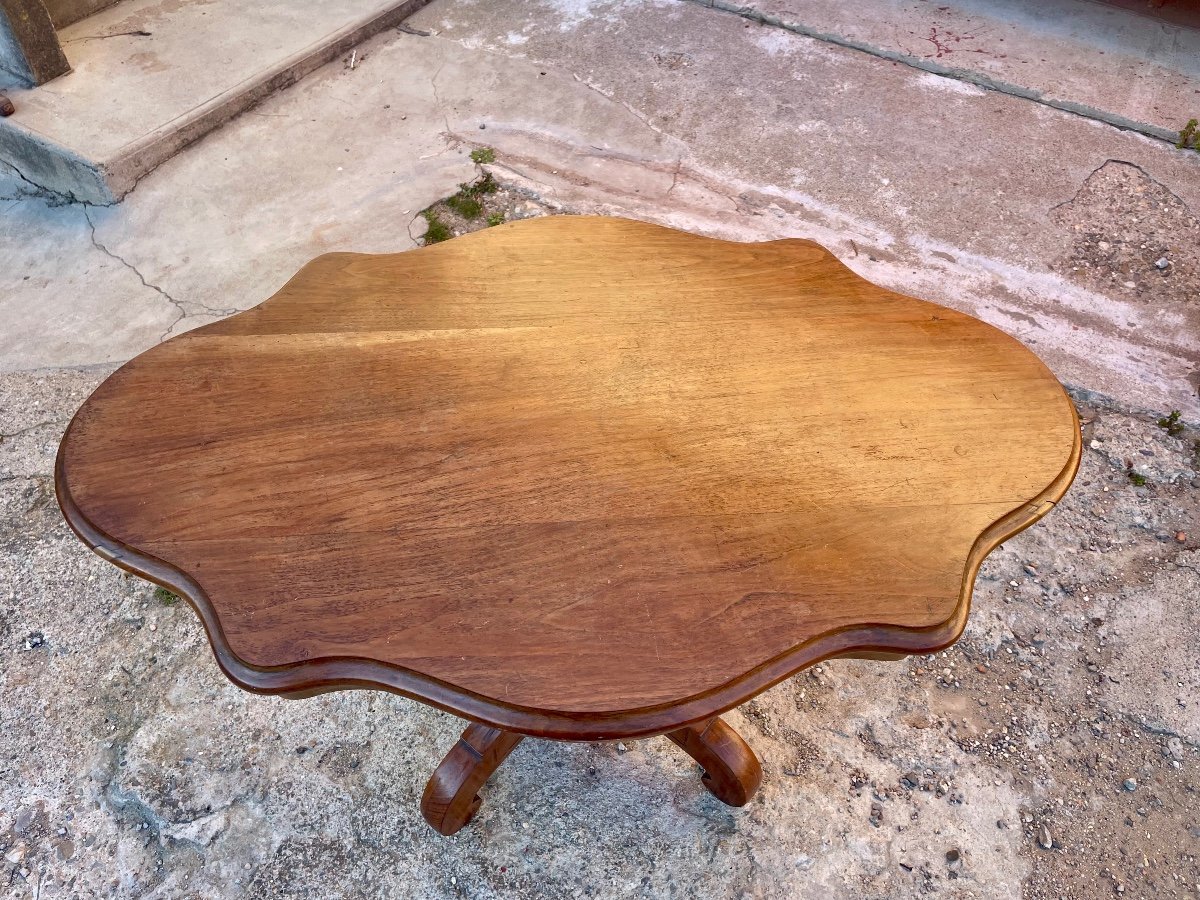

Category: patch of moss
[422, 210, 452, 243]
[154, 586, 179, 606]
[446, 192, 483, 220]
[1128, 470, 1148, 487]
[469, 146, 496, 165]
[1178, 118, 1199, 151]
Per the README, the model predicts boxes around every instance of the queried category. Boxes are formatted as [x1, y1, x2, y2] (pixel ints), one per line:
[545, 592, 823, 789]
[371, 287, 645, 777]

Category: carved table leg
[666, 716, 763, 807]
[421, 723, 524, 836]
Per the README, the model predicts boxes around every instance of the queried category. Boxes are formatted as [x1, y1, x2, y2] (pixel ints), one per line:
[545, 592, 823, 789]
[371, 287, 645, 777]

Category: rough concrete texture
[688, 0, 1200, 141]
[0, 0, 432, 202]
[2, 0, 1200, 897]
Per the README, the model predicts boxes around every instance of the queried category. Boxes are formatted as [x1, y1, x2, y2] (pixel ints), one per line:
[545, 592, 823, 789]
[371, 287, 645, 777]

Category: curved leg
[421, 723, 524, 836]
[666, 716, 763, 807]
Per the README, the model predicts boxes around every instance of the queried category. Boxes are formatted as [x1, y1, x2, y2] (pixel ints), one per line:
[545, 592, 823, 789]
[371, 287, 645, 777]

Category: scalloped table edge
[54, 397, 1080, 742]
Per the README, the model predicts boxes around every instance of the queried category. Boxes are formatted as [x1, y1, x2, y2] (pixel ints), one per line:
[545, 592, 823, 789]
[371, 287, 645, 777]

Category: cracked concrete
[82, 210, 239, 343]
[2, 0, 1200, 897]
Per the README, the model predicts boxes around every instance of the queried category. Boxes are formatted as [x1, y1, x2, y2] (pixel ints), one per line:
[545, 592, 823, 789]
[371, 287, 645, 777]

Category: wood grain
[55, 216, 1080, 740]
[666, 717, 763, 807]
[421, 723, 524, 836]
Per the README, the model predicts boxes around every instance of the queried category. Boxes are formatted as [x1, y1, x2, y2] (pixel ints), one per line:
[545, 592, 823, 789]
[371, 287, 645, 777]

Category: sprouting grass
[446, 193, 483, 220]
[154, 587, 179, 606]
[1178, 119, 1199, 151]
[1156, 410, 1185, 437]
[422, 210, 452, 243]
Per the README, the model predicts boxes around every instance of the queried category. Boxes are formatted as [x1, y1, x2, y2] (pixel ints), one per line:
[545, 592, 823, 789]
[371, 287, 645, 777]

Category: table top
[56, 216, 1079, 740]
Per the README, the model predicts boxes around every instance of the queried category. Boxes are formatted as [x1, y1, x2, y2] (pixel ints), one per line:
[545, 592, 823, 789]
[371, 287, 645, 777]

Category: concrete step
[0, 0, 431, 203]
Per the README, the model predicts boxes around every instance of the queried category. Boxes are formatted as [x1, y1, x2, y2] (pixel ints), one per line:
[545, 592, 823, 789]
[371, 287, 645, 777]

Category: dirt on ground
[1051, 160, 1200, 312]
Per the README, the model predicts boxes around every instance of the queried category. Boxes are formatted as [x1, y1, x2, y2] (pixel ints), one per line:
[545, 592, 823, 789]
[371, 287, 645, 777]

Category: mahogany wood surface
[666, 717, 763, 807]
[421, 723, 524, 836]
[56, 216, 1080, 740]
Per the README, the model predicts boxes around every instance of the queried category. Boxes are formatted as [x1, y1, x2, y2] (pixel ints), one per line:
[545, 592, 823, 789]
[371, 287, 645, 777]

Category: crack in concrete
[1109, 708, 1200, 752]
[1049, 157, 1198, 220]
[679, 0, 1192, 149]
[0, 420, 65, 446]
[84, 209, 188, 341]
[568, 71, 669, 138]
[0, 160, 90, 207]
[82, 209, 238, 342]
[429, 57, 453, 138]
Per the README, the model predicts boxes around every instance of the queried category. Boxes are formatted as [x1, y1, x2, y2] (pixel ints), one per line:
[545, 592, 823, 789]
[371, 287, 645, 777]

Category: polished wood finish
[56, 215, 1080, 742]
[421, 723, 524, 836]
[666, 717, 763, 807]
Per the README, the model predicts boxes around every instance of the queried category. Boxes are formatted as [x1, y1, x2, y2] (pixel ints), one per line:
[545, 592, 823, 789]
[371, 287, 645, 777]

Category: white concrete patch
[754, 28, 801, 57]
[916, 71, 988, 96]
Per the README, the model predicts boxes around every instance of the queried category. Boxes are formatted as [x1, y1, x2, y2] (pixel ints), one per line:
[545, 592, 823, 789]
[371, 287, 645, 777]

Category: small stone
[945, 848, 960, 864]
[14, 807, 36, 832]
[616, 742, 627, 753]
[1165, 737, 1184, 761]
[4, 842, 27, 864]
[1123, 281, 1137, 289]
[1177, 532, 1187, 543]
[1038, 824, 1053, 849]
[900, 772, 920, 789]
[1123, 778, 1137, 792]
[23, 632, 45, 650]
[1154, 257, 1169, 269]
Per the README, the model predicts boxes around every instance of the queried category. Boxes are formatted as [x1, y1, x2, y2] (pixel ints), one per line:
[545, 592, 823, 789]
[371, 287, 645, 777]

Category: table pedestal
[420, 716, 763, 836]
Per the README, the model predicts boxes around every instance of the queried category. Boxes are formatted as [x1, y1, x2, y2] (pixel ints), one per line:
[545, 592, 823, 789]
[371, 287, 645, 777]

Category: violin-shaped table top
[56, 216, 1079, 740]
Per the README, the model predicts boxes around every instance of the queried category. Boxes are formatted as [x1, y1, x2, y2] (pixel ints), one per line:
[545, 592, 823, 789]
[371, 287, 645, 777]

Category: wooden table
[56, 216, 1080, 836]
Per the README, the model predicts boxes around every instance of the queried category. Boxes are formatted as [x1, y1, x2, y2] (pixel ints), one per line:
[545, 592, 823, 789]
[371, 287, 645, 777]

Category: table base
[420, 716, 763, 836]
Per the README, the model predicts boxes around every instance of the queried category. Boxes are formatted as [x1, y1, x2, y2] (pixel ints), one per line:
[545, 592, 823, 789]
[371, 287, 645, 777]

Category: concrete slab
[683, 0, 1200, 142]
[0, 0, 431, 202]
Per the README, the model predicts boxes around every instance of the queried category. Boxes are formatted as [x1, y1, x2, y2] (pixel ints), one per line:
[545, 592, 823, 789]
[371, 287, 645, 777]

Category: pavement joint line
[678, 0, 1192, 149]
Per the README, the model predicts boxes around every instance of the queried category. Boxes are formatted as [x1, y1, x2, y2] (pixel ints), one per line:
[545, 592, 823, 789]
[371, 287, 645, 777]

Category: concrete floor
[1, 1, 1199, 897]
